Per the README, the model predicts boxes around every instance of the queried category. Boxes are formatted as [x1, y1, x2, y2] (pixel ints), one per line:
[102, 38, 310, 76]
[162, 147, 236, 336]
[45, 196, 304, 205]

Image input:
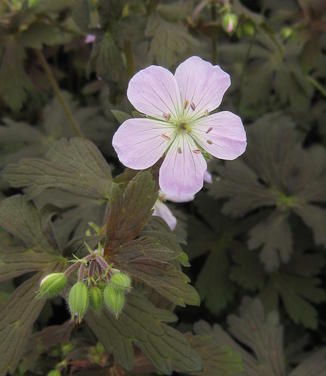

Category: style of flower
[153, 192, 178, 231]
[112, 56, 247, 200]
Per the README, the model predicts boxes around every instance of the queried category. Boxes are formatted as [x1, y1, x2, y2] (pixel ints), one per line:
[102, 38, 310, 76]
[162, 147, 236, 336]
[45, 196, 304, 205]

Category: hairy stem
[211, 3, 217, 65]
[36, 50, 83, 137]
[237, 34, 256, 111]
[306, 75, 326, 98]
[124, 40, 135, 78]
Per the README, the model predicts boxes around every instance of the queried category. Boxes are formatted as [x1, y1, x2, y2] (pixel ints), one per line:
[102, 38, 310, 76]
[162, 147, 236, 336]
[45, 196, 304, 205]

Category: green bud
[89, 286, 103, 312]
[110, 272, 131, 291]
[39, 273, 67, 298]
[177, 252, 190, 267]
[68, 282, 89, 323]
[281, 26, 293, 40]
[103, 284, 125, 318]
[222, 13, 238, 34]
[242, 20, 255, 36]
[61, 342, 73, 356]
[47, 370, 61, 376]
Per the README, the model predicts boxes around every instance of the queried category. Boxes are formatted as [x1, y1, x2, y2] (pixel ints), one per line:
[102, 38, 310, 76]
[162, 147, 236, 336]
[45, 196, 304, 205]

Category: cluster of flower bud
[39, 245, 132, 322]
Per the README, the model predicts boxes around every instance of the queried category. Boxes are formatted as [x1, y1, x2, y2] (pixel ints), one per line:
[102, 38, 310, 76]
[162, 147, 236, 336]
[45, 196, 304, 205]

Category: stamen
[161, 133, 171, 141]
[193, 149, 201, 154]
[207, 140, 213, 145]
[206, 127, 213, 134]
[177, 147, 182, 154]
[204, 109, 209, 116]
[190, 102, 196, 111]
[163, 113, 171, 121]
[184, 100, 189, 109]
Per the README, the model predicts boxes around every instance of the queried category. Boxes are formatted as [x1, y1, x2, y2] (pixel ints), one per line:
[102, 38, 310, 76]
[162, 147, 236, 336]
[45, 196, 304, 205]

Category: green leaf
[231, 248, 265, 291]
[113, 237, 200, 306]
[195, 298, 286, 376]
[248, 212, 293, 271]
[0, 195, 54, 250]
[105, 172, 157, 252]
[111, 109, 131, 123]
[146, 13, 198, 67]
[71, 0, 90, 32]
[187, 333, 243, 376]
[196, 245, 236, 314]
[86, 289, 202, 374]
[20, 320, 75, 372]
[209, 118, 326, 269]
[4, 138, 112, 199]
[290, 348, 326, 376]
[0, 41, 33, 111]
[0, 248, 60, 282]
[265, 271, 326, 329]
[0, 273, 46, 376]
[88, 31, 125, 82]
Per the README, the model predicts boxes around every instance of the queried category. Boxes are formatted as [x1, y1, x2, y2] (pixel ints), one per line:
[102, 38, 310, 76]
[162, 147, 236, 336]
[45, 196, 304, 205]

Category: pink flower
[112, 56, 246, 200]
[153, 191, 192, 230]
[85, 34, 96, 44]
[204, 170, 213, 184]
[153, 198, 176, 231]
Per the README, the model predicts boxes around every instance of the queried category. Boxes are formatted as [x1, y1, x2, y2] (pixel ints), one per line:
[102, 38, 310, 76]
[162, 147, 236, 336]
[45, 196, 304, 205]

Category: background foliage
[0, 0, 326, 375]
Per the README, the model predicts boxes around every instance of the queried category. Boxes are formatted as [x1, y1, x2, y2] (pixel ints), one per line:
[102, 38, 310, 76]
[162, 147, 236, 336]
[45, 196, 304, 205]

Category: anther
[163, 113, 171, 121]
[184, 100, 189, 109]
[193, 149, 201, 154]
[204, 109, 209, 116]
[190, 102, 196, 111]
[161, 133, 171, 141]
[207, 140, 213, 145]
[178, 147, 182, 154]
[206, 127, 213, 134]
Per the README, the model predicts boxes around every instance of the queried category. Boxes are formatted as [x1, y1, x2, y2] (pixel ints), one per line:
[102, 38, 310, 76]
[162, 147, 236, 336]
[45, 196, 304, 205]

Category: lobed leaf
[4, 138, 112, 199]
[0, 273, 46, 376]
[86, 289, 202, 375]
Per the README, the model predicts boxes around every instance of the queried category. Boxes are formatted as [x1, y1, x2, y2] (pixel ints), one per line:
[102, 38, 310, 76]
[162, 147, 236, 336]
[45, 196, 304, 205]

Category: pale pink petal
[112, 118, 174, 170]
[159, 134, 207, 200]
[85, 34, 96, 44]
[164, 192, 195, 203]
[174, 56, 230, 118]
[192, 111, 247, 160]
[204, 170, 213, 184]
[127, 66, 182, 120]
[153, 200, 177, 230]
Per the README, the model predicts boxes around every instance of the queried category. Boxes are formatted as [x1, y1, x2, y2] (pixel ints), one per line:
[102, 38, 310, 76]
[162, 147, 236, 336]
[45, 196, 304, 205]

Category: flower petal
[127, 65, 181, 120]
[192, 111, 247, 160]
[153, 200, 177, 230]
[159, 134, 207, 200]
[204, 170, 213, 184]
[175, 56, 230, 118]
[112, 118, 174, 169]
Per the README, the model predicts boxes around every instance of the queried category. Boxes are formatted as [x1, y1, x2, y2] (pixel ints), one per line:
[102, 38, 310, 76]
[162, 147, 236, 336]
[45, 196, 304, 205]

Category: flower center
[176, 121, 192, 133]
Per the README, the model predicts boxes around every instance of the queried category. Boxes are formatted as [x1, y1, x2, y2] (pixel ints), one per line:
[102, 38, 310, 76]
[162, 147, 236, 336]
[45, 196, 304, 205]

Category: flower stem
[237, 34, 256, 111]
[124, 40, 135, 78]
[211, 3, 218, 65]
[36, 50, 83, 138]
[306, 75, 326, 98]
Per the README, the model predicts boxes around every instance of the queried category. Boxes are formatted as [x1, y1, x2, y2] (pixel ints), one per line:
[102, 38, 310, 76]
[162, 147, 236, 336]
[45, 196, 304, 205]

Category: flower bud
[47, 370, 61, 376]
[110, 272, 131, 291]
[281, 26, 293, 40]
[242, 20, 255, 37]
[89, 286, 103, 312]
[39, 273, 67, 298]
[222, 13, 238, 34]
[68, 282, 89, 323]
[103, 284, 125, 318]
